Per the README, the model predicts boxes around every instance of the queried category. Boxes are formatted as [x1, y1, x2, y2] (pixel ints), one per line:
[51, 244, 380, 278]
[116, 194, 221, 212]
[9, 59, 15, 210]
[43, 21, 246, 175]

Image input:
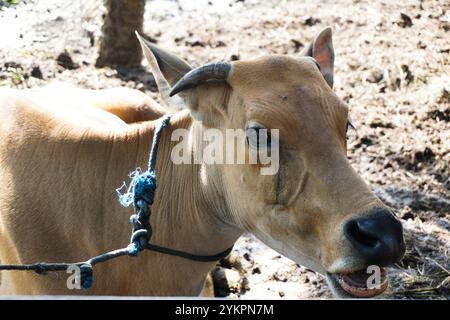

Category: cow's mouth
[327, 268, 388, 298]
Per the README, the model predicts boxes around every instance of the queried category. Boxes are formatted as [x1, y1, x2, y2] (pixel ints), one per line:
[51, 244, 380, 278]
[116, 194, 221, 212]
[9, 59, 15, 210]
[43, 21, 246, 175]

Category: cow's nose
[343, 207, 405, 266]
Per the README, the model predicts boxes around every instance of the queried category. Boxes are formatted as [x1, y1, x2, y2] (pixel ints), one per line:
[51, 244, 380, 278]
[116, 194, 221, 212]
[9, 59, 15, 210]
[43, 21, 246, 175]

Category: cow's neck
[110, 110, 242, 293]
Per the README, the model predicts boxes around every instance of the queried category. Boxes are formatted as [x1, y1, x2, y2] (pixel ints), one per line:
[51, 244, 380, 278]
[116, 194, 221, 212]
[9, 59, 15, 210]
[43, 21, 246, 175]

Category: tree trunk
[96, 0, 145, 68]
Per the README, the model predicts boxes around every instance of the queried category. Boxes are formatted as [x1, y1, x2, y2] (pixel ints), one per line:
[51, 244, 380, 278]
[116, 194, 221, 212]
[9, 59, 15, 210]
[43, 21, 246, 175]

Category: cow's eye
[246, 122, 271, 149]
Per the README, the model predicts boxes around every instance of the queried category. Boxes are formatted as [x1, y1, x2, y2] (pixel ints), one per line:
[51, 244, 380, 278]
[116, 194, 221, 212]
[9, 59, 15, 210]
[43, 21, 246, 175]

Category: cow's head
[136, 28, 405, 298]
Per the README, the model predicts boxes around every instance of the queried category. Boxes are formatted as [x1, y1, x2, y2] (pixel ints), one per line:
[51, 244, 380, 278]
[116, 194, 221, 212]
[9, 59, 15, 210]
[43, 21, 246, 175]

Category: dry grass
[390, 222, 449, 299]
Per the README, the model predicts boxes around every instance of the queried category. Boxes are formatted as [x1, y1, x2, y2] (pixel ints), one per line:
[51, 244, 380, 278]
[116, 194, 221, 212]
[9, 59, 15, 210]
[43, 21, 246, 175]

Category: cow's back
[0, 87, 133, 294]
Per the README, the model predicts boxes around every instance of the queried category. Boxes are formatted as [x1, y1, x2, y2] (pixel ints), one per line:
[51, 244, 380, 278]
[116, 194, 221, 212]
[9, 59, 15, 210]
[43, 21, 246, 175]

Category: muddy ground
[0, 0, 448, 299]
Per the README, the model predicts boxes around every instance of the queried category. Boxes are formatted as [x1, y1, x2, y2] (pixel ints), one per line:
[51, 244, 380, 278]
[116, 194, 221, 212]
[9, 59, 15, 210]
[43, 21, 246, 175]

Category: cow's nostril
[344, 208, 406, 266]
[345, 220, 380, 248]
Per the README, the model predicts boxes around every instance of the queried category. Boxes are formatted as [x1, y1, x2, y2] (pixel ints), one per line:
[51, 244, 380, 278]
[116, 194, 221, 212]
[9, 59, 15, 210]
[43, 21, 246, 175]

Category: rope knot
[79, 263, 93, 289]
[133, 171, 156, 205]
[128, 229, 152, 255]
[116, 170, 157, 208]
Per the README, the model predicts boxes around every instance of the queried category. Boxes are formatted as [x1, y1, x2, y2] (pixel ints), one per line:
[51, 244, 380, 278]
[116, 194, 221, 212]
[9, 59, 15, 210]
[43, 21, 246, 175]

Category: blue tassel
[133, 171, 156, 205]
[116, 170, 157, 208]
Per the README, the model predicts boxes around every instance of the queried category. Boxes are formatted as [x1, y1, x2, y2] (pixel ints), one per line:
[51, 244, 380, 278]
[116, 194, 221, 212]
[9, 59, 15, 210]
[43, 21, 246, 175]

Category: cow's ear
[136, 32, 190, 111]
[137, 34, 192, 86]
[304, 27, 335, 88]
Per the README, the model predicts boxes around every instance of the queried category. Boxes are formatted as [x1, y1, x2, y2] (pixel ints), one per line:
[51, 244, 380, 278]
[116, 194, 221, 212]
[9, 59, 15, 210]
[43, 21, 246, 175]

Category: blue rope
[116, 114, 171, 255]
[117, 114, 171, 208]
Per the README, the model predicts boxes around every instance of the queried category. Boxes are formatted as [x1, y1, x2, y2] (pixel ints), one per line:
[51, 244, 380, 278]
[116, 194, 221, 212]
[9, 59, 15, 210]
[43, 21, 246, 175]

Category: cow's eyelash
[246, 127, 272, 149]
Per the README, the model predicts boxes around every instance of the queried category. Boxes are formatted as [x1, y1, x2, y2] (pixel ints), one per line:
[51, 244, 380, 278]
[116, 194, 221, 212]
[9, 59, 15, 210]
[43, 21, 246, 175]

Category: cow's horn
[169, 62, 232, 97]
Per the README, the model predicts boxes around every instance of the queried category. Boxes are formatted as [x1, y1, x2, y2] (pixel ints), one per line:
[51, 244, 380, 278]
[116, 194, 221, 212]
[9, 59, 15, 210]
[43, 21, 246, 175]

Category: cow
[0, 27, 405, 298]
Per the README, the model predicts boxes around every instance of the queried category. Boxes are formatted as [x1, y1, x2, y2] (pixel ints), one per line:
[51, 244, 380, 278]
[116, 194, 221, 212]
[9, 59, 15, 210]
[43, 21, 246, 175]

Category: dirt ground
[0, 0, 448, 299]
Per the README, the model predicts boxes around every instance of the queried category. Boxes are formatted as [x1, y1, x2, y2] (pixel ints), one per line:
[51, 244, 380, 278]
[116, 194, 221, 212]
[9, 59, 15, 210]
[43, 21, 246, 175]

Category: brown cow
[0, 27, 404, 297]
